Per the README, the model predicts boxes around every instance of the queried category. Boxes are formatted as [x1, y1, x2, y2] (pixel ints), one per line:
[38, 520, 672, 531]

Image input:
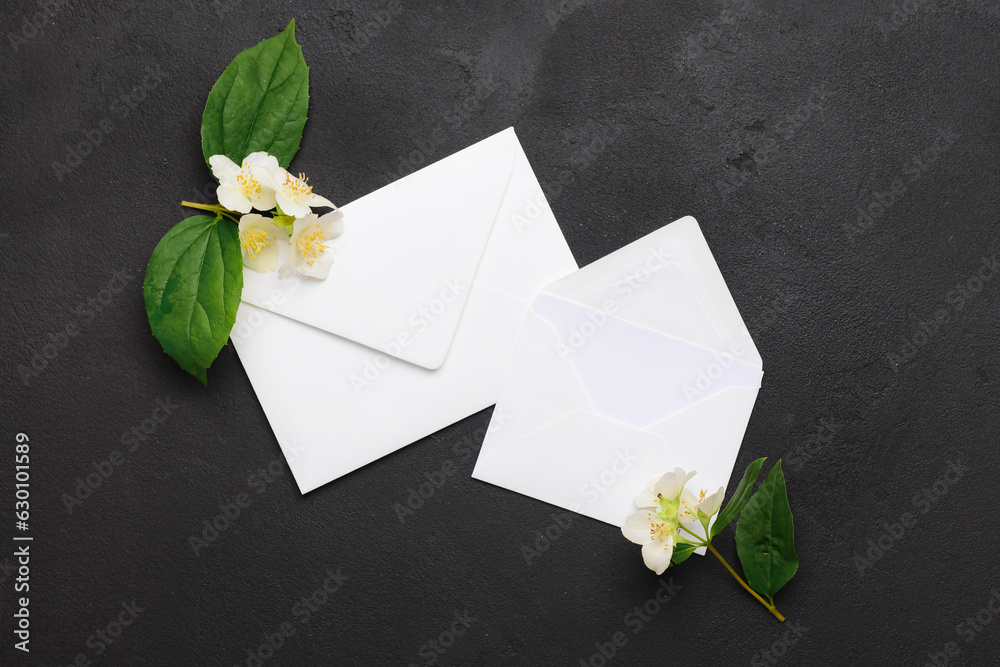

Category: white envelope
[472, 217, 764, 526]
[231, 128, 578, 493]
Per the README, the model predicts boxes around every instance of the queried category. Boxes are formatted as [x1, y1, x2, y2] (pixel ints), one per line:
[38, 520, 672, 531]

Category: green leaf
[711, 457, 767, 538]
[671, 542, 698, 566]
[144, 216, 243, 385]
[201, 19, 309, 170]
[734, 461, 799, 598]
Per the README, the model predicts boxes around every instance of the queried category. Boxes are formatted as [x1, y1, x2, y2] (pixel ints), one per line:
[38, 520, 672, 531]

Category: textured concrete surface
[1, 0, 999, 665]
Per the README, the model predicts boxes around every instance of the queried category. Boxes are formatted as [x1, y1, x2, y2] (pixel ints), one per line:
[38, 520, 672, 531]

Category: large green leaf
[201, 19, 309, 170]
[144, 216, 243, 385]
[734, 461, 799, 599]
[711, 457, 767, 538]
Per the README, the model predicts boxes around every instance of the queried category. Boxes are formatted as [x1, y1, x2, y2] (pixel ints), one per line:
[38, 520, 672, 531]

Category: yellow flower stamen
[297, 226, 328, 266]
[649, 517, 678, 543]
[283, 171, 314, 199]
[241, 229, 273, 259]
[237, 169, 262, 197]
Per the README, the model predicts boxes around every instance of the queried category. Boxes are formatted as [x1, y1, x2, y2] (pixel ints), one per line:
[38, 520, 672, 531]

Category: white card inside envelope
[240, 133, 514, 370]
[472, 216, 764, 526]
[532, 293, 765, 428]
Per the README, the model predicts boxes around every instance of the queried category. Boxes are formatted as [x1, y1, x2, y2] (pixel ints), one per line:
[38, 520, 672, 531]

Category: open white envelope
[472, 217, 763, 527]
[231, 128, 578, 493]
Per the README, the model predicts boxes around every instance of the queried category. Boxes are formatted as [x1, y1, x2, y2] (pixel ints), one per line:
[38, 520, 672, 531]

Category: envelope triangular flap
[475, 408, 675, 526]
[239, 129, 518, 370]
[540, 216, 762, 368]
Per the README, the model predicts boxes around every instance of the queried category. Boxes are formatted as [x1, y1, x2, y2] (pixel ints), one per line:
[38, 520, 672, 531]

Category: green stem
[677, 524, 708, 545]
[180, 200, 218, 213]
[180, 201, 241, 223]
[707, 543, 785, 622]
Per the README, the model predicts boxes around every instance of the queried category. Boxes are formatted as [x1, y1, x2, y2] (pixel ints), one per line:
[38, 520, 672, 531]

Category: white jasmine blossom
[279, 210, 344, 280]
[623, 468, 724, 574]
[622, 509, 683, 575]
[681, 486, 725, 533]
[209, 152, 280, 214]
[634, 468, 697, 511]
[264, 167, 336, 218]
[238, 214, 284, 273]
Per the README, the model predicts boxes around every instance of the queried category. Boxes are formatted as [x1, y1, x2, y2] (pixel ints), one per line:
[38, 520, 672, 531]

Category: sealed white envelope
[472, 216, 763, 526]
[232, 128, 578, 492]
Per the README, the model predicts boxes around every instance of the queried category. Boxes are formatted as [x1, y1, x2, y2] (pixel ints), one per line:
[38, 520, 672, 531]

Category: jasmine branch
[707, 543, 785, 622]
[180, 201, 240, 223]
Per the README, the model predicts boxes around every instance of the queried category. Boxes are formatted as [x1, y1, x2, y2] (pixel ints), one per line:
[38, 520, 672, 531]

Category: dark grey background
[2, 0, 999, 665]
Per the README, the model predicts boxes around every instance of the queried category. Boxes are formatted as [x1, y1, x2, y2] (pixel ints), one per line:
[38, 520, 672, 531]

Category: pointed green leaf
[144, 216, 243, 384]
[711, 457, 766, 538]
[201, 19, 309, 170]
[734, 461, 799, 598]
[670, 542, 698, 565]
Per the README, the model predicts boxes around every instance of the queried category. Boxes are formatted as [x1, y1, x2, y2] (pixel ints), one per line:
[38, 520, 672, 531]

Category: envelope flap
[473, 409, 675, 526]
[239, 128, 518, 370]
[541, 216, 762, 367]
